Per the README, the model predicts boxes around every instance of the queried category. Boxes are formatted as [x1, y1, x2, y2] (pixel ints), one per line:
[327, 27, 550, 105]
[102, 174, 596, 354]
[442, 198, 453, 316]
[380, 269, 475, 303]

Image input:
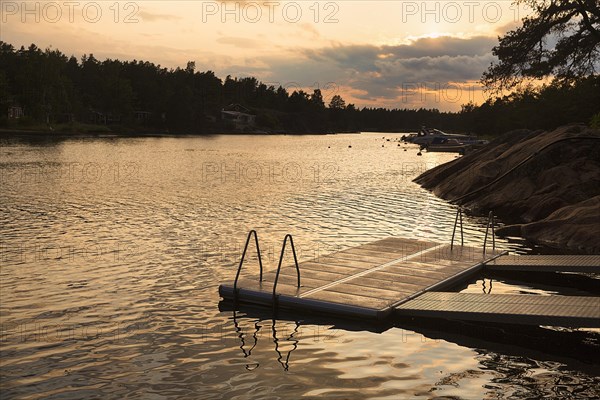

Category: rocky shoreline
[414, 124, 600, 254]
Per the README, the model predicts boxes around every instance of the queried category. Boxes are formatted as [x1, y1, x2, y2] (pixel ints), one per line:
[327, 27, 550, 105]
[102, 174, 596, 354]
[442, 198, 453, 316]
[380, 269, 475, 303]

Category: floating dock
[485, 254, 600, 273]
[395, 292, 600, 327]
[219, 236, 600, 327]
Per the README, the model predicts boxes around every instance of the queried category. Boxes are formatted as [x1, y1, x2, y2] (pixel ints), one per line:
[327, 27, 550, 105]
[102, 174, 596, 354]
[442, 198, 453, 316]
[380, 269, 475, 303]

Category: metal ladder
[450, 207, 464, 250]
[483, 211, 496, 256]
[272, 234, 301, 309]
[233, 231, 301, 309]
[233, 230, 264, 297]
[450, 208, 496, 256]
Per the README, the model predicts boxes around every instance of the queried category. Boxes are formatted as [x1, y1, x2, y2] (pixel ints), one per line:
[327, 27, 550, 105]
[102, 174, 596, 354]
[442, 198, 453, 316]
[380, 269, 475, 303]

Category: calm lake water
[1, 133, 599, 399]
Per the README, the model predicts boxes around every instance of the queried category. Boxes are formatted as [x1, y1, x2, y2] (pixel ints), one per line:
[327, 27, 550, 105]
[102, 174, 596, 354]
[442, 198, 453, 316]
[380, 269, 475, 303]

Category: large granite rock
[414, 124, 600, 253]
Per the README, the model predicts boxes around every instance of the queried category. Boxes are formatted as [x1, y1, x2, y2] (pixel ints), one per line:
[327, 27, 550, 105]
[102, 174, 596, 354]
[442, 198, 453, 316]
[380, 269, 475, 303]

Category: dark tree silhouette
[310, 89, 325, 109]
[328, 95, 346, 109]
[0, 40, 598, 135]
[483, 0, 600, 91]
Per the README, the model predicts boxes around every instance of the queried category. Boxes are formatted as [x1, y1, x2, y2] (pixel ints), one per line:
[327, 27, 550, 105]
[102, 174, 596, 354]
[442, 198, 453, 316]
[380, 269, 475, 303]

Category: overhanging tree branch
[483, 0, 600, 92]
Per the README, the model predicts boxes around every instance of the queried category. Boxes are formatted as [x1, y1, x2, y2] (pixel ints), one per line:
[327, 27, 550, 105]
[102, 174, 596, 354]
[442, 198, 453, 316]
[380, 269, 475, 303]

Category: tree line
[0, 41, 598, 135]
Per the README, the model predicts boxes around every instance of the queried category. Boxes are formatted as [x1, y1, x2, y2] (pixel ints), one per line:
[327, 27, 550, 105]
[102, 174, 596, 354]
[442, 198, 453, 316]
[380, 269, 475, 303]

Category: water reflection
[476, 351, 600, 398]
[2, 133, 598, 398]
[481, 277, 493, 294]
[272, 319, 300, 371]
[231, 310, 301, 372]
[230, 301, 600, 382]
[233, 310, 262, 371]
[462, 270, 600, 296]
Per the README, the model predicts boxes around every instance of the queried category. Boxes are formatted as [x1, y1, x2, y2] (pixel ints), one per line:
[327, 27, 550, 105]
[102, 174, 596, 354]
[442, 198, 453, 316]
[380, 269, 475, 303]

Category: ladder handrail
[233, 230, 264, 294]
[450, 207, 464, 250]
[483, 211, 496, 256]
[272, 234, 301, 306]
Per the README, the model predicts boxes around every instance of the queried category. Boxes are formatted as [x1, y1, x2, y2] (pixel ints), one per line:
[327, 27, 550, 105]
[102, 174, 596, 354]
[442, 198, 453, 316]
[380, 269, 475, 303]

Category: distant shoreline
[0, 128, 363, 138]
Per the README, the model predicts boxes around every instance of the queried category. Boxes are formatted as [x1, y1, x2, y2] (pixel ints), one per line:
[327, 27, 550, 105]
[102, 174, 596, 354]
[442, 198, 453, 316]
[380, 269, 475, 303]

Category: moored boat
[404, 126, 489, 153]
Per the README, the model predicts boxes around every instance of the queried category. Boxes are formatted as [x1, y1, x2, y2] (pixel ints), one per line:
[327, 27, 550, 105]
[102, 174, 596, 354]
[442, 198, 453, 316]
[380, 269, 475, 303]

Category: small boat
[422, 137, 469, 154]
[408, 126, 474, 146]
[404, 126, 489, 154]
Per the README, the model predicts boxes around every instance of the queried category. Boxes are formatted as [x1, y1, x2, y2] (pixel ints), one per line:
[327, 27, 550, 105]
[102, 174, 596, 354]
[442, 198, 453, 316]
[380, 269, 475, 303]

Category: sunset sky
[1, 1, 531, 111]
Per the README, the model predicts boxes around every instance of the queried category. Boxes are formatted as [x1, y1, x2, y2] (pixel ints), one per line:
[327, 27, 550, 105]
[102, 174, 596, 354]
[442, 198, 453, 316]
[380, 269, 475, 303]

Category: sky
[0, 1, 533, 111]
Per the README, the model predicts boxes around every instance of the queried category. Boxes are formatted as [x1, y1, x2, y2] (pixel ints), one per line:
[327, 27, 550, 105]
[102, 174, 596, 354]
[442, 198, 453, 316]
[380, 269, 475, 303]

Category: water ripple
[1, 133, 597, 399]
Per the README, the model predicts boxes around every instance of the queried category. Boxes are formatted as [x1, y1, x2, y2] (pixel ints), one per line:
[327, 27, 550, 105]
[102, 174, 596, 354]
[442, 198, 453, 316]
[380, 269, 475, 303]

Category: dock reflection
[233, 310, 262, 370]
[273, 320, 300, 371]
[231, 310, 301, 371]
[482, 277, 493, 294]
[222, 300, 600, 375]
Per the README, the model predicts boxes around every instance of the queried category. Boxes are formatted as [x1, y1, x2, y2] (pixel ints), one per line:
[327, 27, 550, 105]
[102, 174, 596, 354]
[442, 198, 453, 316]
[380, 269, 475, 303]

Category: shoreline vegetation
[0, 126, 362, 137]
[1, 41, 599, 136]
[414, 124, 600, 254]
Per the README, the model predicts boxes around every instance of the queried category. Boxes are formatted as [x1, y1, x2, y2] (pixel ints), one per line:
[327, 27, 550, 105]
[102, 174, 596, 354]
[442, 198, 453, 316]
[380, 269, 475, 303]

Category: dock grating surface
[395, 292, 600, 327]
[485, 255, 600, 273]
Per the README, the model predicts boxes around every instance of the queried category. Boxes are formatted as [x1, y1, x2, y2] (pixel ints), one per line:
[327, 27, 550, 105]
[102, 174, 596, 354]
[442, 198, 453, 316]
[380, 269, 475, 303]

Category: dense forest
[1, 41, 599, 135]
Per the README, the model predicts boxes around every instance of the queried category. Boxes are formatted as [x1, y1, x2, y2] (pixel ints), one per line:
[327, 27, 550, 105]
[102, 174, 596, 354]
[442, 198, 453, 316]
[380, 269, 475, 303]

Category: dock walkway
[219, 236, 599, 326]
[395, 292, 600, 327]
[221, 237, 501, 319]
[485, 255, 600, 273]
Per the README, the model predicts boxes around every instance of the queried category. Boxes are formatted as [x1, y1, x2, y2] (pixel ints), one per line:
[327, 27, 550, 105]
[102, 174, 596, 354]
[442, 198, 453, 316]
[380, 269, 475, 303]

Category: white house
[8, 105, 24, 119]
[221, 104, 256, 130]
